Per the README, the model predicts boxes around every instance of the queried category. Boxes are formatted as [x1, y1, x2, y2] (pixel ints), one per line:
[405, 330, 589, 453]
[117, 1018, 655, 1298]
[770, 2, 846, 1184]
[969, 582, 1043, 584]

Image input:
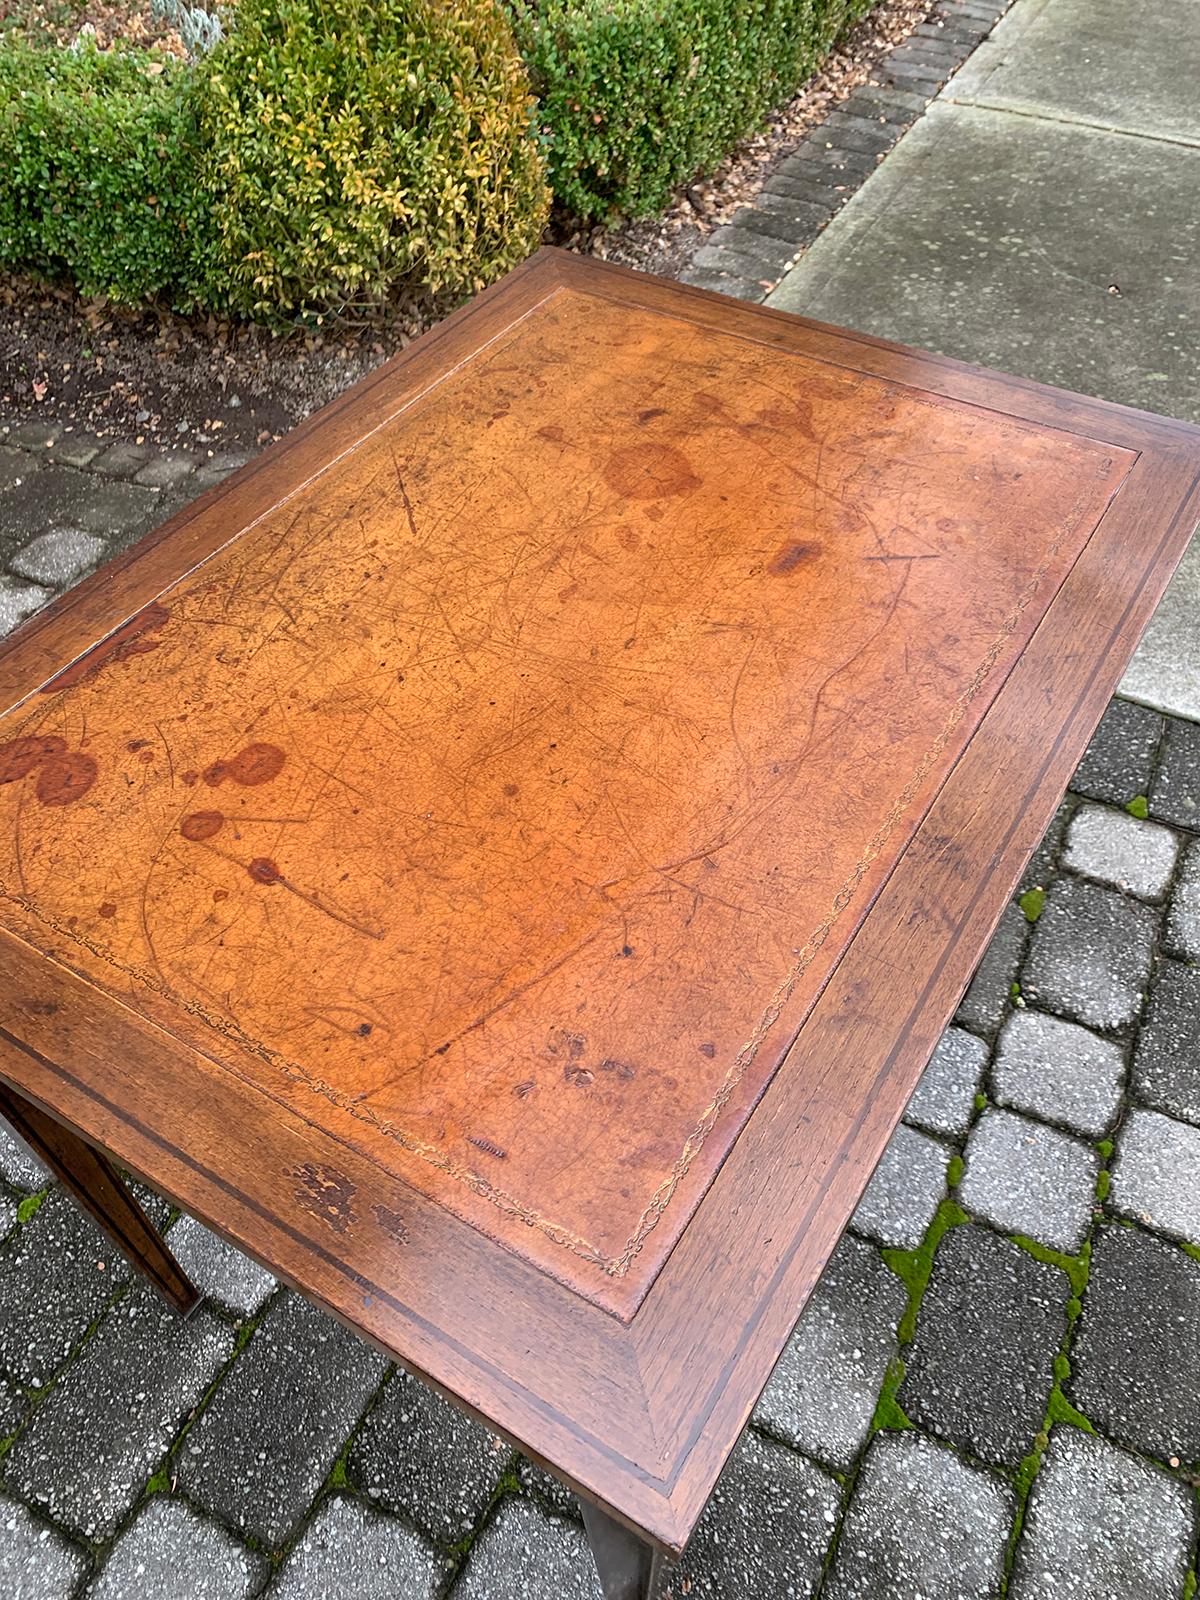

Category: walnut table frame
[0, 251, 1197, 1597]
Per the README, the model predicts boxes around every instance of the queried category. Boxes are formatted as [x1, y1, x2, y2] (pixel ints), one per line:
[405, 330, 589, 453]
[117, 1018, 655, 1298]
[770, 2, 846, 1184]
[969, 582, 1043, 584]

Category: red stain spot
[604, 442, 700, 501]
[35, 752, 98, 807]
[636, 407, 666, 425]
[138, 750, 154, 765]
[212, 888, 229, 903]
[769, 540, 822, 574]
[564, 1065, 594, 1088]
[0, 736, 67, 784]
[247, 857, 280, 884]
[203, 742, 285, 788]
[41, 602, 170, 693]
[180, 810, 224, 842]
[698, 1041, 716, 1058]
[98, 902, 117, 919]
[502, 782, 519, 797]
[127, 739, 151, 752]
[180, 770, 199, 786]
[536, 424, 565, 445]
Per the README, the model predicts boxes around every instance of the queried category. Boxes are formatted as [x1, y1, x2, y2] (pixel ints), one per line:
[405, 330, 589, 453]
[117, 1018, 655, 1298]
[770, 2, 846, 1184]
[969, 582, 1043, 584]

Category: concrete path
[3, 0, 1200, 1595]
[768, 0, 1200, 719]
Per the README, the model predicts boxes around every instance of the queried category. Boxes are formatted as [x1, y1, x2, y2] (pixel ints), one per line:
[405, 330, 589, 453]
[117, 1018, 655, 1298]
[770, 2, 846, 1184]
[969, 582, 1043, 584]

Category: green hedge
[0, 38, 209, 304]
[0, 0, 876, 313]
[197, 0, 550, 318]
[511, 0, 877, 221]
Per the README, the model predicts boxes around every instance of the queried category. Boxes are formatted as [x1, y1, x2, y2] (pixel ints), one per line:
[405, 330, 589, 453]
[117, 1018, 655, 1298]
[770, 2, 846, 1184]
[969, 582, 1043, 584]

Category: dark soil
[0, 280, 437, 452]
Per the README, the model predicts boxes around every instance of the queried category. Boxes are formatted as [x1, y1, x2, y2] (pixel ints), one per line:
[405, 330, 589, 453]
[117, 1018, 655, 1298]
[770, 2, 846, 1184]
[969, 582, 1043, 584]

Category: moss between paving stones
[882, 1197, 970, 1346]
[1019, 887, 1046, 924]
[15, 1189, 45, 1224]
[1127, 795, 1151, 819]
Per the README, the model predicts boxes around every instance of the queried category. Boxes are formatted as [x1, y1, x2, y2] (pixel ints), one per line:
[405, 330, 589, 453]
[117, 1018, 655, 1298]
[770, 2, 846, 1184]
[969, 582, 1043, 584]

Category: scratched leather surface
[0, 287, 1131, 1309]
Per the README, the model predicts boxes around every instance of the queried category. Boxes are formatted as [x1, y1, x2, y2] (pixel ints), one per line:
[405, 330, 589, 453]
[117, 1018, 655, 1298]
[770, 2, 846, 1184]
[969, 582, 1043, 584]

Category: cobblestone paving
[2, 439, 1199, 1597]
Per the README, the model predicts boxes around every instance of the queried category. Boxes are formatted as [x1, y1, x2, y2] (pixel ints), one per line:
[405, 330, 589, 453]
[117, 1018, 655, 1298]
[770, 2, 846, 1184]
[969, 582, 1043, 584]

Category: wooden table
[0, 250, 1197, 1596]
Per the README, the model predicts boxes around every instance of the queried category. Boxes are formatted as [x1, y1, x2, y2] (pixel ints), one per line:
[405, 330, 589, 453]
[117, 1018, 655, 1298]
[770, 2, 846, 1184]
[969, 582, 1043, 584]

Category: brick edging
[680, 0, 1015, 303]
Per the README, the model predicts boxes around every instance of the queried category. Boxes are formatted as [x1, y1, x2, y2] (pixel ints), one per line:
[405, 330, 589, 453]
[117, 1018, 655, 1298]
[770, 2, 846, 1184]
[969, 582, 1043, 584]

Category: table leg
[0, 1080, 200, 1317]
[581, 1500, 666, 1600]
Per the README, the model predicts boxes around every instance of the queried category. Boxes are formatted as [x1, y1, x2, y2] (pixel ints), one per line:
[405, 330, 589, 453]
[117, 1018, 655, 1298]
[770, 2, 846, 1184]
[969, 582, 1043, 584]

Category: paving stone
[0, 1186, 130, 1385]
[72, 478, 160, 539]
[0, 577, 52, 638]
[1131, 957, 1200, 1125]
[0, 1495, 87, 1600]
[674, 1429, 840, 1598]
[176, 1291, 387, 1547]
[950, 0, 1199, 145]
[959, 1108, 1098, 1252]
[1019, 798, 1071, 895]
[900, 1223, 1067, 1464]
[166, 1215, 275, 1317]
[814, 115, 900, 156]
[904, 1024, 988, 1139]
[754, 1232, 908, 1469]
[50, 432, 105, 469]
[1149, 717, 1200, 830]
[762, 170, 848, 209]
[0, 464, 100, 541]
[676, 264, 766, 301]
[0, 444, 33, 490]
[1062, 803, 1179, 900]
[693, 232, 795, 275]
[1068, 1223, 1200, 1462]
[822, 1431, 1013, 1600]
[269, 1495, 445, 1600]
[1125, 550, 1200, 725]
[87, 1497, 263, 1600]
[516, 1456, 579, 1521]
[11, 527, 107, 587]
[6, 1282, 232, 1539]
[1070, 698, 1163, 806]
[92, 441, 155, 479]
[1021, 876, 1156, 1031]
[1110, 1108, 1200, 1247]
[0, 1121, 49, 1188]
[730, 194, 829, 242]
[1009, 1426, 1196, 1600]
[992, 1008, 1123, 1138]
[3, 421, 60, 450]
[889, 38, 961, 70]
[349, 1366, 510, 1545]
[1165, 836, 1200, 959]
[881, 57, 952, 89]
[705, 217, 799, 264]
[793, 142, 882, 177]
[453, 1497, 602, 1600]
[132, 452, 197, 490]
[0, 1374, 28, 1437]
[677, 265, 766, 302]
[955, 901, 1027, 1035]
[850, 1122, 949, 1250]
[843, 89, 931, 122]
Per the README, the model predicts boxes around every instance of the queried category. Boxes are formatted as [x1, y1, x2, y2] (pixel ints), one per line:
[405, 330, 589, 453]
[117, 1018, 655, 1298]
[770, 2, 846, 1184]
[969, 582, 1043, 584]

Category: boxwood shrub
[0, 37, 210, 305]
[196, 0, 551, 319]
[510, 0, 878, 221]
